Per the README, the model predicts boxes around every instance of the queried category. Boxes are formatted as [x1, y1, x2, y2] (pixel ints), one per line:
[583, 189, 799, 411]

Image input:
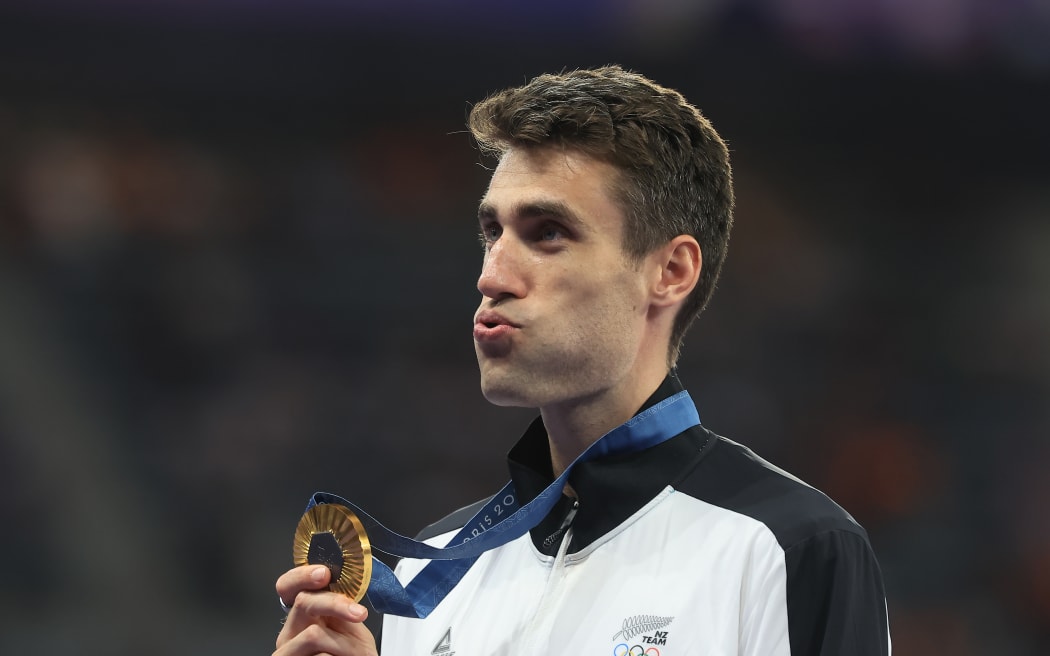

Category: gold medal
[293, 503, 372, 602]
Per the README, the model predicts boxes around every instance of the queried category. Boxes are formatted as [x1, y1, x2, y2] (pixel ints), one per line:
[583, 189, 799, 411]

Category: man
[274, 66, 890, 655]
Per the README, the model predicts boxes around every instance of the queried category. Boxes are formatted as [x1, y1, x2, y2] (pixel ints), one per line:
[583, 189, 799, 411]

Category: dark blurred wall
[1, 2, 1048, 654]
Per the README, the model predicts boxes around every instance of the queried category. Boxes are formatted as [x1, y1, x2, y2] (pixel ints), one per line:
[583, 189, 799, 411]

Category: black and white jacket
[381, 376, 891, 655]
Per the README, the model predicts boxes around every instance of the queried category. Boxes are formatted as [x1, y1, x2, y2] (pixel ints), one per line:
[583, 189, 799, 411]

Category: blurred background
[0, 0, 1048, 654]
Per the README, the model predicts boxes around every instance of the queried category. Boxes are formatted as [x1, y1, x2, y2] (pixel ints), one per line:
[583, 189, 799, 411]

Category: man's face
[473, 147, 653, 409]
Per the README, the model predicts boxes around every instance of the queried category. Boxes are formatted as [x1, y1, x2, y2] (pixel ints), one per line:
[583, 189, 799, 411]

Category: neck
[540, 367, 670, 479]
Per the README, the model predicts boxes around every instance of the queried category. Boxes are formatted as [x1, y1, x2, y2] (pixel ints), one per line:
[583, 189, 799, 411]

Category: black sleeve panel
[785, 528, 890, 656]
[414, 498, 489, 541]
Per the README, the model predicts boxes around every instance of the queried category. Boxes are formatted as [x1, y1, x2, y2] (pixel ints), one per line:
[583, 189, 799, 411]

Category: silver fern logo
[611, 615, 674, 641]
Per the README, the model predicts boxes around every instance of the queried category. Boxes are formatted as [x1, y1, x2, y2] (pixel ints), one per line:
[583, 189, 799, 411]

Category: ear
[650, 235, 702, 309]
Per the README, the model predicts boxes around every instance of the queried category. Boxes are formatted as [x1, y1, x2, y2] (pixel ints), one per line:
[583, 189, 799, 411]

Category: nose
[477, 237, 527, 301]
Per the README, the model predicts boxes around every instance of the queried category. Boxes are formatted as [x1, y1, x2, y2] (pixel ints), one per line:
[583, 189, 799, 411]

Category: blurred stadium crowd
[0, 1, 1048, 654]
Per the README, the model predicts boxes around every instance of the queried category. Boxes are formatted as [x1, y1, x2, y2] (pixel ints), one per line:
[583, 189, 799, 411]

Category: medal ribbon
[305, 389, 700, 618]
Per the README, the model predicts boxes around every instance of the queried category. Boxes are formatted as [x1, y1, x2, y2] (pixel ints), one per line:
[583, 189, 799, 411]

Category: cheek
[573, 278, 647, 341]
[546, 260, 647, 331]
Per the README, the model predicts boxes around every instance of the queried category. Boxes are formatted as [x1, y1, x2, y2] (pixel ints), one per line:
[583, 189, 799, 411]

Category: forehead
[480, 147, 626, 233]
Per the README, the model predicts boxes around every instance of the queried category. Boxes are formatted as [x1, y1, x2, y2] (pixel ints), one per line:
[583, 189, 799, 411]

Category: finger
[273, 621, 376, 656]
[277, 591, 368, 648]
[295, 591, 368, 625]
[276, 565, 331, 608]
[274, 608, 378, 656]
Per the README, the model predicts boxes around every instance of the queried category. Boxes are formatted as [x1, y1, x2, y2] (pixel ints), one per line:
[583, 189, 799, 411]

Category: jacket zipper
[542, 499, 579, 550]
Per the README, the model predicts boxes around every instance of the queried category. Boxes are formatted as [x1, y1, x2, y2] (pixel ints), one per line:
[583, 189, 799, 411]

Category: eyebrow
[477, 199, 586, 231]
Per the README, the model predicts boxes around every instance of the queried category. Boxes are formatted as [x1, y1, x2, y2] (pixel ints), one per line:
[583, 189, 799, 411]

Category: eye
[478, 222, 502, 248]
[539, 223, 564, 241]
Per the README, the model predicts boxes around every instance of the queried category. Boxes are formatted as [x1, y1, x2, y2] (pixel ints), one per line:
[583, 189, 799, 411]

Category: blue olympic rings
[612, 644, 659, 656]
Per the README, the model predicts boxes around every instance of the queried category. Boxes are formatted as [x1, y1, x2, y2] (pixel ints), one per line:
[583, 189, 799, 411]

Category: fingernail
[348, 604, 366, 620]
[311, 566, 328, 582]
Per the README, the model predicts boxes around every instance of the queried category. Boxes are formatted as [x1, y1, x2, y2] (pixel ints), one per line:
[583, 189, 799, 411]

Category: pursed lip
[473, 310, 520, 341]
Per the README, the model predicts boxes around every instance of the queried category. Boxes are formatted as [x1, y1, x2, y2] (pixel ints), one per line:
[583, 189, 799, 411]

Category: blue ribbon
[305, 390, 700, 618]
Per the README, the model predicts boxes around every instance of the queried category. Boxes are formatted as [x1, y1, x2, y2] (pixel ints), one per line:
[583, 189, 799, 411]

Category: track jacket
[381, 376, 891, 655]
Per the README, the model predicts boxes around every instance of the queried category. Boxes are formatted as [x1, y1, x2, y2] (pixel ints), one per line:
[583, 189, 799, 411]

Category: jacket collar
[506, 372, 713, 555]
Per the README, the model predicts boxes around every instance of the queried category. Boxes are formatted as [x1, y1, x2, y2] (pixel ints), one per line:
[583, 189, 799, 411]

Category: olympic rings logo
[613, 644, 659, 656]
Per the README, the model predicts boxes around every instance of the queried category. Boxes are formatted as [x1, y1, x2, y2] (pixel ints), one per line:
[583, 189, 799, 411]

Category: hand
[274, 565, 378, 656]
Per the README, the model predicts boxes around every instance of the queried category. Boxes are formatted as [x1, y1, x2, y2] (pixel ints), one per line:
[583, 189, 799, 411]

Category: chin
[478, 368, 541, 408]
[479, 380, 534, 408]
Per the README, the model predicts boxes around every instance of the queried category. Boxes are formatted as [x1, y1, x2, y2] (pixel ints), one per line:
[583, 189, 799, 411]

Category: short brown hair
[468, 65, 734, 363]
